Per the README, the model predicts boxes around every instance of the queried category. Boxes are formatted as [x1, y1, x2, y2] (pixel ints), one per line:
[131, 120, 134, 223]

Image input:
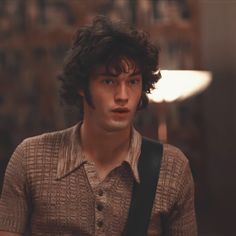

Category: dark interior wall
[199, 0, 236, 231]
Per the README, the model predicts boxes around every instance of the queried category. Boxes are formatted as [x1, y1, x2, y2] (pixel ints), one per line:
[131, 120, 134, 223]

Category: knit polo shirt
[0, 123, 197, 235]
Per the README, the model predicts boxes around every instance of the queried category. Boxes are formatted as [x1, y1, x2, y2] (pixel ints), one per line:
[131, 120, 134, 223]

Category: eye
[128, 78, 141, 85]
[102, 79, 114, 85]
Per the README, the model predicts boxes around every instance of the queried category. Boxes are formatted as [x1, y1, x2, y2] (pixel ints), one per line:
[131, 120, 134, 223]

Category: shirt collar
[56, 122, 142, 183]
[124, 128, 141, 183]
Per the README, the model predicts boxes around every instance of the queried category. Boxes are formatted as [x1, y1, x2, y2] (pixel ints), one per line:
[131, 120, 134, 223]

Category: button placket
[98, 189, 104, 196]
[95, 188, 106, 235]
[97, 203, 103, 211]
[97, 220, 103, 228]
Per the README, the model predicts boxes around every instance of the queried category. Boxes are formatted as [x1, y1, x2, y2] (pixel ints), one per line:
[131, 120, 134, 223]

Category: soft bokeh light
[148, 70, 212, 102]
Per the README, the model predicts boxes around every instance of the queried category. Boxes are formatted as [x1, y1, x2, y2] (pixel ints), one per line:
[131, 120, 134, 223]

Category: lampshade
[147, 70, 212, 103]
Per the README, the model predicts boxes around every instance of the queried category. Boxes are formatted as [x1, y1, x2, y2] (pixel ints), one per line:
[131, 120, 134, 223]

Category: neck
[80, 120, 132, 166]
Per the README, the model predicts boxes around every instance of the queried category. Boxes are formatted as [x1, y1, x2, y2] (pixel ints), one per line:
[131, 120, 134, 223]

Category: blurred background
[0, 0, 236, 235]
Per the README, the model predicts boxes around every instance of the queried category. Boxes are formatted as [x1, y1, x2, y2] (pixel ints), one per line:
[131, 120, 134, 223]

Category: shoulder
[20, 125, 75, 151]
[10, 125, 78, 179]
[160, 143, 191, 187]
[161, 143, 189, 174]
[10, 125, 77, 168]
[155, 143, 192, 211]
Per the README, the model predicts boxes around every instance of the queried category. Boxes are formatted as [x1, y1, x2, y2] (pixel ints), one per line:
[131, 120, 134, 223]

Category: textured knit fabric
[0, 123, 197, 235]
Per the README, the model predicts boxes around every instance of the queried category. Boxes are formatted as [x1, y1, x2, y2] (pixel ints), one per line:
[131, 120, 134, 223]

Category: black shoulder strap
[124, 137, 163, 236]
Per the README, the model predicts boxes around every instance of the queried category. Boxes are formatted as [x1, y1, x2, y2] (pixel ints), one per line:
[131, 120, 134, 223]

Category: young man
[0, 16, 197, 235]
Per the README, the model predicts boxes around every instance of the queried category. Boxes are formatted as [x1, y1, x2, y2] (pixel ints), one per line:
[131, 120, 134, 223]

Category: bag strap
[124, 137, 163, 236]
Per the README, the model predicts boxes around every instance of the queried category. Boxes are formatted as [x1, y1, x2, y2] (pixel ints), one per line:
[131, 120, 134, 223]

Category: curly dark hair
[58, 15, 161, 116]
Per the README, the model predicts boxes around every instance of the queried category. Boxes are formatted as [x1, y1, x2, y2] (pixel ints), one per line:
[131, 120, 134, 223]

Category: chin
[103, 120, 132, 132]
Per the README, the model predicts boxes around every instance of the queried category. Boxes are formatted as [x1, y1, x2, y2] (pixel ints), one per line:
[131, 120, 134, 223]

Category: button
[97, 203, 103, 211]
[98, 189, 103, 196]
[97, 220, 103, 228]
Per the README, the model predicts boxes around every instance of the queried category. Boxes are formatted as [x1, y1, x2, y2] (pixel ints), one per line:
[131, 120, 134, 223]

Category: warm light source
[147, 70, 212, 142]
[148, 70, 212, 103]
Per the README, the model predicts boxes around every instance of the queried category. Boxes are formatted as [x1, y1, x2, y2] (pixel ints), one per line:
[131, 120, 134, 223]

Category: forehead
[93, 58, 140, 76]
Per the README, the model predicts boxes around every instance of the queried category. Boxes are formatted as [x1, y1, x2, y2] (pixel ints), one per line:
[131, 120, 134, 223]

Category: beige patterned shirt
[0, 123, 197, 235]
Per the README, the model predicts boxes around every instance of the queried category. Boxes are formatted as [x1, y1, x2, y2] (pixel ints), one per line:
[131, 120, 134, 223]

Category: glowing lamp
[148, 70, 212, 103]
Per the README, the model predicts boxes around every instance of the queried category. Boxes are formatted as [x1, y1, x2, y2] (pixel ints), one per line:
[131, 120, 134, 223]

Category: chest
[29, 166, 134, 235]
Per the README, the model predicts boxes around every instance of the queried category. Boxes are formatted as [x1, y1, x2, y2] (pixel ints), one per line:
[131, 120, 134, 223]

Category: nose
[114, 83, 128, 105]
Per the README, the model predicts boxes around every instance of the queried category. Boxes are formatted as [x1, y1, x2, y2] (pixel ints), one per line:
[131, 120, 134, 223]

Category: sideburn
[83, 85, 95, 109]
[137, 93, 149, 110]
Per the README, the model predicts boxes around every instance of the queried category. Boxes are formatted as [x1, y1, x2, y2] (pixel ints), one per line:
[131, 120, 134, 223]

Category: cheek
[90, 90, 111, 109]
[133, 88, 142, 102]
[89, 85, 102, 102]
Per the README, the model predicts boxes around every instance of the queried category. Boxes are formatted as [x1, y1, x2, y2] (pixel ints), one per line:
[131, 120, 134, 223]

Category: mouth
[111, 107, 130, 114]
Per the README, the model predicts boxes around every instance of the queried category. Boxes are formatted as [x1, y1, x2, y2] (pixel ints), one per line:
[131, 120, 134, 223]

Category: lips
[111, 107, 130, 113]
